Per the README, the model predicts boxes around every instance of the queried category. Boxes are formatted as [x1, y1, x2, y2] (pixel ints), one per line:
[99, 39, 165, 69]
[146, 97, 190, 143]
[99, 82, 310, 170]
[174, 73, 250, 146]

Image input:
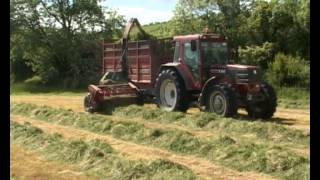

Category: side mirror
[191, 40, 197, 51]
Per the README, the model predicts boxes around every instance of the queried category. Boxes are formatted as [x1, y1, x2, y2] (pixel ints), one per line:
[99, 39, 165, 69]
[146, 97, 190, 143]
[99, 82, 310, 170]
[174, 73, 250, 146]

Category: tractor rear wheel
[155, 69, 188, 112]
[205, 85, 237, 117]
[246, 82, 277, 119]
[84, 94, 101, 113]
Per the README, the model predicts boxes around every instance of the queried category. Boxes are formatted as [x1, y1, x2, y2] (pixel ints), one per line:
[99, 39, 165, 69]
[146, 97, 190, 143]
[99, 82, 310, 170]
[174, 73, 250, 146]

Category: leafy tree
[172, 0, 205, 35]
[238, 42, 274, 69]
[171, 0, 309, 61]
[245, 0, 273, 44]
[11, 0, 310, 88]
[10, 0, 125, 87]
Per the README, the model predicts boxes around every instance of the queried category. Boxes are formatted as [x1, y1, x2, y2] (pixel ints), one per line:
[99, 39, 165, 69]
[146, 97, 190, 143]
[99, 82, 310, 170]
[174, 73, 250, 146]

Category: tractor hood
[226, 64, 258, 70]
[208, 64, 261, 83]
[209, 64, 259, 73]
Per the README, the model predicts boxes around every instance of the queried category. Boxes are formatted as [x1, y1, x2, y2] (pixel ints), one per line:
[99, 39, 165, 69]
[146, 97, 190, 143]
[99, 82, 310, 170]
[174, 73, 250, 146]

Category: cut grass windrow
[113, 105, 309, 147]
[10, 103, 309, 180]
[10, 121, 198, 180]
[13, 114, 272, 180]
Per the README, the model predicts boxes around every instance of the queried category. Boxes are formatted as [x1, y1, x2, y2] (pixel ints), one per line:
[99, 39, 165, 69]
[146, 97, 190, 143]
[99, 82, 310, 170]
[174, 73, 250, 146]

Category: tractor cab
[172, 33, 261, 88]
[168, 32, 274, 117]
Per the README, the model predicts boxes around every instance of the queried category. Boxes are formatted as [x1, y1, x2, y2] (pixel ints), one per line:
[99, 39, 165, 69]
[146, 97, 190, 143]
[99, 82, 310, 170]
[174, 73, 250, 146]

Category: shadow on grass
[236, 113, 300, 126]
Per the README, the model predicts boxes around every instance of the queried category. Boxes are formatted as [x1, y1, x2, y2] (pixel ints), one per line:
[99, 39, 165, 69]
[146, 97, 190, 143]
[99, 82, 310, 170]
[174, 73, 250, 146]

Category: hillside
[143, 21, 175, 39]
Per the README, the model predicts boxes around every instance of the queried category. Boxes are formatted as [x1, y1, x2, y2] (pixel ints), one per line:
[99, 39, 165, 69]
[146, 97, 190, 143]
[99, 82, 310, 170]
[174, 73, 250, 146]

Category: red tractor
[84, 18, 277, 119]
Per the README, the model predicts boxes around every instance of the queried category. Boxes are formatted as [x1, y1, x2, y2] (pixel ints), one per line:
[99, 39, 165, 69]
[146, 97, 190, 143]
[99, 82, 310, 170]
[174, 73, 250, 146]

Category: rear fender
[198, 76, 227, 106]
[158, 63, 197, 90]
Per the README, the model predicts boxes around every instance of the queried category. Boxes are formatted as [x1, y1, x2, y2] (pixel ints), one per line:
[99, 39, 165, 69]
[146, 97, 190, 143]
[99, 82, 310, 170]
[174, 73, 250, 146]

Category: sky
[101, 0, 178, 25]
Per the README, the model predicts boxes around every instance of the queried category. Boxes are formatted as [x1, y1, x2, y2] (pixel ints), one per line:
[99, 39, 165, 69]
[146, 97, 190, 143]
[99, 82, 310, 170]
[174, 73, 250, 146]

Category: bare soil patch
[10, 144, 97, 180]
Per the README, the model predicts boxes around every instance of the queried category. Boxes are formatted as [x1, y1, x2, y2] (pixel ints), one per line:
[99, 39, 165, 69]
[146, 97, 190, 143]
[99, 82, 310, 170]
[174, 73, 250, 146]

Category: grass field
[275, 87, 309, 109]
[10, 83, 85, 96]
[10, 83, 310, 179]
[11, 120, 197, 179]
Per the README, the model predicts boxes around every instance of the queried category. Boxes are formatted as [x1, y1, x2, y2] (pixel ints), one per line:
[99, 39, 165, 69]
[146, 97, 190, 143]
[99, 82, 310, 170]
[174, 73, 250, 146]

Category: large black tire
[155, 69, 189, 112]
[84, 94, 101, 113]
[246, 82, 277, 119]
[205, 84, 238, 117]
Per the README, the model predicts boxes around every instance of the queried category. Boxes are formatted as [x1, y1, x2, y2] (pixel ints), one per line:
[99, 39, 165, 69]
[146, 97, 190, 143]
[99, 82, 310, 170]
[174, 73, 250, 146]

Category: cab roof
[173, 33, 226, 41]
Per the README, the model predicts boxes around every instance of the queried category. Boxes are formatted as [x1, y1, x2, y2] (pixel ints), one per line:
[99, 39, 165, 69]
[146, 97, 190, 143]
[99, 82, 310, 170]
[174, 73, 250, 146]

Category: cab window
[173, 42, 180, 62]
[184, 42, 199, 80]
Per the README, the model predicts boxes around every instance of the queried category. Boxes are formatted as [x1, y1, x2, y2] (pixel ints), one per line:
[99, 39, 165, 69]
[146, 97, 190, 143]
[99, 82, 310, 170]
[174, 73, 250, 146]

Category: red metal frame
[89, 84, 138, 102]
[102, 39, 173, 90]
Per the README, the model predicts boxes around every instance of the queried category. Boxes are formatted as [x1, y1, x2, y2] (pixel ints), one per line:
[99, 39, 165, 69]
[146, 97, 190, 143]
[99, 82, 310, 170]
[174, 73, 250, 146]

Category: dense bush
[238, 42, 274, 70]
[24, 76, 43, 85]
[266, 53, 310, 87]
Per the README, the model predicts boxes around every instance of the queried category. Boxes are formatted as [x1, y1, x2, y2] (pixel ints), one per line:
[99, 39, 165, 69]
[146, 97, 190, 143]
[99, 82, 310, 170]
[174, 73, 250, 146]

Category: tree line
[10, 0, 309, 88]
[10, 0, 125, 88]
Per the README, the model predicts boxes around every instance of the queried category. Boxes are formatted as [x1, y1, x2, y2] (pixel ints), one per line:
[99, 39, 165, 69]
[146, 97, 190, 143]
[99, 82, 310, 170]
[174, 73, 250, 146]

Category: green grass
[114, 105, 309, 147]
[10, 83, 85, 96]
[275, 87, 309, 109]
[10, 83, 310, 109]
[10, 121, 198, 180]
[11, 103, 309, 180]
[10, 175, 19, 180]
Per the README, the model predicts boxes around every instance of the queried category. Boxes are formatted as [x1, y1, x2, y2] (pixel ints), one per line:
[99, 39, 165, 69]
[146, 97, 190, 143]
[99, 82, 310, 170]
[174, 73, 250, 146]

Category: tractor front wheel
[246, 82, 277, 119]
[205, 85, 237, 117]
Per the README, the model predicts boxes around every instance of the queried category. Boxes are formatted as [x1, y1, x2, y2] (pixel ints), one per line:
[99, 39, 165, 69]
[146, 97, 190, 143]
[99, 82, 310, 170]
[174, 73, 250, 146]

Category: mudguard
[198, 76, 226, 107]
[159, 63, 199, 90]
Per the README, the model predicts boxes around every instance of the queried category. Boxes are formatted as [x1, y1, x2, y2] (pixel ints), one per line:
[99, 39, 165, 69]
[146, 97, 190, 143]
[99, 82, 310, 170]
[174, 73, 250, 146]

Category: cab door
[182, 41, 201, 86]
